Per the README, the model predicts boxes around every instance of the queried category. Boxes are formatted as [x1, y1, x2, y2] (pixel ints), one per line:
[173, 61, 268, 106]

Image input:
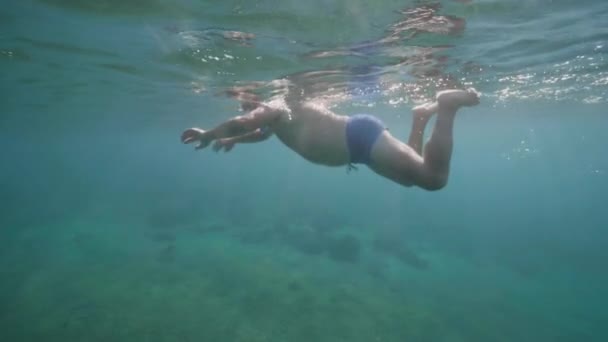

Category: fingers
[181, 128, 205, 144]
[181, 131, 192, 143]
[195, 140, 210, 150]
[182, 136, 196, 144]
[181, 128, 216, 151]
[181, 129, 197, 144]
[212, 140, 234, 152]
[212, 140, 223, 152]
[210, 139, 236, 153]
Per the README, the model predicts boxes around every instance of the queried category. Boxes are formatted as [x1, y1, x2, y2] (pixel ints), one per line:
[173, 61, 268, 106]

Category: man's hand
[181, 128, 210, 150]
[212, 138, 235, 152]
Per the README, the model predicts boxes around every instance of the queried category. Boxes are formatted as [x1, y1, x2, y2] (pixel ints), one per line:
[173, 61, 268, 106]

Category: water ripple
[10, 0, 608, 106]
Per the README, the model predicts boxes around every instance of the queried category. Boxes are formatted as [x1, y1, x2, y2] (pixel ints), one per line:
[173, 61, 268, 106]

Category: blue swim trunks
[346, 114, 386, 165]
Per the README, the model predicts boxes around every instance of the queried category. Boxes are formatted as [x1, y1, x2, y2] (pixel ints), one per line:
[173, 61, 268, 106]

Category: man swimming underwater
[181, 87, 480, 191]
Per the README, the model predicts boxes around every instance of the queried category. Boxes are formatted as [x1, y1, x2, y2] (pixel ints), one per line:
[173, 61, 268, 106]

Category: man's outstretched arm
[212, 127, 273, 152]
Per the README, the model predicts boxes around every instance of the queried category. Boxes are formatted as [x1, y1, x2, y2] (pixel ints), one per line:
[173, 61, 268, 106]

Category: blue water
[1, 0, 607, 341]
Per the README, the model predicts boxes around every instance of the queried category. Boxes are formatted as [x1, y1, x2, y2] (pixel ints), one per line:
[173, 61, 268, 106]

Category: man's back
[272, 100, 351, 167]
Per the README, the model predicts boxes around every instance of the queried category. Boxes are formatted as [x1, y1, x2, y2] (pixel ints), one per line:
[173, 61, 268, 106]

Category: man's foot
[436, 88, 480, 109]
[412, 102, 438, 123]
[181, 128, 213, 150]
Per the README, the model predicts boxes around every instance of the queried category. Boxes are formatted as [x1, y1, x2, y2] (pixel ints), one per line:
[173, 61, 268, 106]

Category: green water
[1, 0, 607, 341]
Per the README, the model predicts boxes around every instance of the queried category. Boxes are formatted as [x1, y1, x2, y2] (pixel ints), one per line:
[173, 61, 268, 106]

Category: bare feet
[436, 88, 480, 109]
[181, 128, 212, 150]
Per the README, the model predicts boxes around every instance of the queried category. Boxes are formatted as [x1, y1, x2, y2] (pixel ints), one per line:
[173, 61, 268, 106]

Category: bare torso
[269, 100, 350, 166]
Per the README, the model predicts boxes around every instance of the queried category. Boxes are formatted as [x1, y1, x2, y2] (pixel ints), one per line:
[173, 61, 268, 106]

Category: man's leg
[369, 88, 479, 190]
[408, 102, 438, 155]
[421, 89, 479, 185]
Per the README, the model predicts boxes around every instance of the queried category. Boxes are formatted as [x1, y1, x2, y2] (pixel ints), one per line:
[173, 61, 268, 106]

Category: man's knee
[418, 173, 448, 191]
